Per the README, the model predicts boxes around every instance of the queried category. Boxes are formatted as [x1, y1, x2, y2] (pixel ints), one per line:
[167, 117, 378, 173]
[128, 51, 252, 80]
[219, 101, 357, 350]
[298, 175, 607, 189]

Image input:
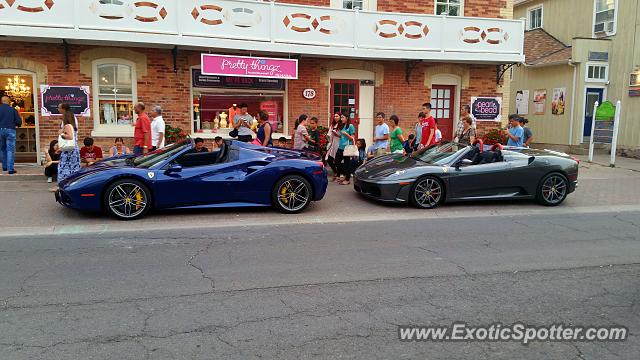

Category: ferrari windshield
[132, 139, 191, 168]
[412, 142, 469, 165]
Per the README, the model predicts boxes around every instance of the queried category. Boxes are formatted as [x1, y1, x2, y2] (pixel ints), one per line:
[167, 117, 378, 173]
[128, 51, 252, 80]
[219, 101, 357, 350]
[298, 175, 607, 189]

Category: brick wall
[0, 42, 193, 155]
[276, 0, 329, 6]
[2, 41, 503, 157]
[378, 0, 507, 18]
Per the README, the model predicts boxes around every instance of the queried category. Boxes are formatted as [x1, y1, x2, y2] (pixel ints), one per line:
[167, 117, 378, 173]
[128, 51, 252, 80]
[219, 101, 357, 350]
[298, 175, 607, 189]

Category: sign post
[610, 101, 621, 167]
[588, 101, 598, 163]
[588, 100, 621, 167]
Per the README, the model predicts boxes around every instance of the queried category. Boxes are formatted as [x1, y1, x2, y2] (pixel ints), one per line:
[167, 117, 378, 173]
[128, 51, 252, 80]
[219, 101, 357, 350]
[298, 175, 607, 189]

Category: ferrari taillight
[570, 156, 581, 164]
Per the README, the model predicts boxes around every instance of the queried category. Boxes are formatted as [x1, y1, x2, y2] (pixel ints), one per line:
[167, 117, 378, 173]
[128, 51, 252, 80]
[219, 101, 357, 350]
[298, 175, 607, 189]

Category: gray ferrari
[353, 141, 579, 209]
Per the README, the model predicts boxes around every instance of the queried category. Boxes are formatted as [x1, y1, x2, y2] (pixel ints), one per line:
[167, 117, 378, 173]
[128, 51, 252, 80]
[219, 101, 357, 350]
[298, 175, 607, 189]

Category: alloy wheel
[277, 178, 310, 212]
[414, 178, 443, 208]
[541, 175, 567, 205]
[108, 182, 148, 219]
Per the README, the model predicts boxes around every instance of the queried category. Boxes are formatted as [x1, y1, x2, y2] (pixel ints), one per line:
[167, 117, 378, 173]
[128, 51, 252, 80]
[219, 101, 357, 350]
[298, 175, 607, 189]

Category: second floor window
[343, 0, 364, 10]
[593, 0, 617, 36]
[435, 0, 462, 16]
[528, 6, 543, 30]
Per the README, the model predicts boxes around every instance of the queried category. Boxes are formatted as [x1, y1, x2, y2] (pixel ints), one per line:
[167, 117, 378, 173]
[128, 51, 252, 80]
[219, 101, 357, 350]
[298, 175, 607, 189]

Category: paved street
[1, 212, 639, 359]
[0, 161, 639, 359]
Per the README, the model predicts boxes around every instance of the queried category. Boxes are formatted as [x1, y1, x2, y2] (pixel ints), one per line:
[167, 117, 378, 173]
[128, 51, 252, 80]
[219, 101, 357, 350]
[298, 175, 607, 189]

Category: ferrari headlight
[394, 170, 407, 176]
[68, 173, 94, 187]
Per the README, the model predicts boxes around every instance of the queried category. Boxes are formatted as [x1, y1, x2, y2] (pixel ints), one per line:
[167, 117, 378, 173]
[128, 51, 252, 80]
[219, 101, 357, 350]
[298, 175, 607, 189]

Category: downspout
[568, 61, 577, 147]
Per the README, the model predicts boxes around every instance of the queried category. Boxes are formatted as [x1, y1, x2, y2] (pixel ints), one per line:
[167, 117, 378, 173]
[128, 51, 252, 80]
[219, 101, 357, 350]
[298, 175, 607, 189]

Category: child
[403, 133, 415, 155]
[353, 138, 367, 169]
[434, 119, 442, 144]
[308, 117, 320, 154]
[277, 136, 288, 148]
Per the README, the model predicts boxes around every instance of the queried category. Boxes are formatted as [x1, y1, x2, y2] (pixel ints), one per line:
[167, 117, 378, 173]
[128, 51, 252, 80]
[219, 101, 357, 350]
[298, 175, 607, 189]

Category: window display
[194, 94, 284, 135]
[191, 68, 287, 137]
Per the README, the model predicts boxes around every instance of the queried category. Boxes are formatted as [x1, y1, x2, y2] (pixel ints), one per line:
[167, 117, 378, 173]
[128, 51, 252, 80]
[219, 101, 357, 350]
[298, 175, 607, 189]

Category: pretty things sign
[201, 54, 298, 79]
[40, 85, 91, 117]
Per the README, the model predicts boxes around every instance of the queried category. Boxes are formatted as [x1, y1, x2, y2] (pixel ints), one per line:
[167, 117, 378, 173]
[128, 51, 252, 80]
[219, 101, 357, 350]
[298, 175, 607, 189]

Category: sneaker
[8, 170, 16, 175]
[47, 177, 53, 183]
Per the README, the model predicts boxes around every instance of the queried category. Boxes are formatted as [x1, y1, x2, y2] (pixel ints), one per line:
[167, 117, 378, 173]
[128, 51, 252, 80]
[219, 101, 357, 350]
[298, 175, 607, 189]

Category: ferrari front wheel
[104, 179, 152, 220]
[272, 175, 312, 214]
[537, 173, 568, 206]
[410, 176, 444, 209]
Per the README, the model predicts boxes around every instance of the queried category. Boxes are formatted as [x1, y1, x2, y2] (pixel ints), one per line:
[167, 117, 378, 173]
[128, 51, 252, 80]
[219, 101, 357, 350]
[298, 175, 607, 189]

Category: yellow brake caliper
[280, 185, 289, 204]
[135, 191, 143, 210]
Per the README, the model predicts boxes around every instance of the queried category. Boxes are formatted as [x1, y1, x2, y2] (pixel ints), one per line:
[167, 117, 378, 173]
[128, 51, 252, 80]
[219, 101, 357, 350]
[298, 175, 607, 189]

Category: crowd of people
[1, 95, 536, 190]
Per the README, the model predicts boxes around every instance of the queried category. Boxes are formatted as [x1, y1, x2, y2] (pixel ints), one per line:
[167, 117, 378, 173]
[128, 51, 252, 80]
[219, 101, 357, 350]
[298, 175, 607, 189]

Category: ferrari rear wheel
[410, 176, 444, 209]
[272, 175, 312, 214]
[537, 173, 568, 206]
[104, 179, 152, 220]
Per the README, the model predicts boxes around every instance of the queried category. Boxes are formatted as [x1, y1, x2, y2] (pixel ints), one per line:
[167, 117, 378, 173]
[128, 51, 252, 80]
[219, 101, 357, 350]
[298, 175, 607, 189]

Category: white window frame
[434, 0, 464, 16]
[585, 62, 609, 83]
[91, 58, 137, 137]
[330, 0, 377, 11]
[526, 5, 543, 30]
[592, 0, 618, 37]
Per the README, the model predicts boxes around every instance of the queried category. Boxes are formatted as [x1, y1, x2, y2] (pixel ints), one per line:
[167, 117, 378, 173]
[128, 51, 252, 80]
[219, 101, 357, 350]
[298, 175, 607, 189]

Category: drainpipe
[568, 61, 578, 148]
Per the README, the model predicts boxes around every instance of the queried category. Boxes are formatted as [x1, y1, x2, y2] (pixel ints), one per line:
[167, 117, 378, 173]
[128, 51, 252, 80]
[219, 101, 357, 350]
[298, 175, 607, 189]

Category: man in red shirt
[132, 102, 151, 156]
[419, 103, 436, 148]
[80, 137, 103, 167]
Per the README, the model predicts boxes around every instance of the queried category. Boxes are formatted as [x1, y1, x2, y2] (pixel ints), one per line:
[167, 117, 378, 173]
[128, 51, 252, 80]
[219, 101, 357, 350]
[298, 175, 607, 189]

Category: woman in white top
[53, 104, 80, 191]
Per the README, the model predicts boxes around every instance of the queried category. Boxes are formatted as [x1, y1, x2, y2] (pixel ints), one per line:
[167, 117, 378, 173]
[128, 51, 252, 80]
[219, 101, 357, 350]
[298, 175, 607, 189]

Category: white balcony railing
[0, 0, 524, 63]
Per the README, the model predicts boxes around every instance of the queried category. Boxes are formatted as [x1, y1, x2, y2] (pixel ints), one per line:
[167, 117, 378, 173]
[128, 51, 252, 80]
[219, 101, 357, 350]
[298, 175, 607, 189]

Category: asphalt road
[1, 211, 639, 359]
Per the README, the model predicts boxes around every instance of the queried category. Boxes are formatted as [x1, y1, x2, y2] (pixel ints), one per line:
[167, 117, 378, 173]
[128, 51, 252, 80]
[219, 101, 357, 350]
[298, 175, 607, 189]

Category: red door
[330, 79, 360, 137]
[432, 85, 455, 141]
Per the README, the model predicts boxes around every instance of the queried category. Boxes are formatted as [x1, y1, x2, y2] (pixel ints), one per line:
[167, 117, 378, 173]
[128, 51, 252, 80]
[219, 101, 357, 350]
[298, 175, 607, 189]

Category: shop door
[0, 72, 38, 163]
[583, 88, 604, 138]
[432, 85, 455, 141]
[331, 79, 360, 138]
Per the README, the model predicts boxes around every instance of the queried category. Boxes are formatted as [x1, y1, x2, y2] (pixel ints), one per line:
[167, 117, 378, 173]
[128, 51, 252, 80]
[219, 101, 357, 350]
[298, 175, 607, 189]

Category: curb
[1, 204, 639, 239]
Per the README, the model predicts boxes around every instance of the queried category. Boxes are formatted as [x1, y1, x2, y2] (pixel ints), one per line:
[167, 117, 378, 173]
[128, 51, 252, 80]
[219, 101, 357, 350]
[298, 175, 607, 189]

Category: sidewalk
[0, 163, 44, 181]
[574, 154, 640, 172]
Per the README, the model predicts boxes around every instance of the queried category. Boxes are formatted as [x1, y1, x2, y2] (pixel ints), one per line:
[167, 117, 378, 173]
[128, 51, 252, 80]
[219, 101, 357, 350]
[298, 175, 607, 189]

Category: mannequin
[214, 114, 220, 129]
[219, 112, 228, 128]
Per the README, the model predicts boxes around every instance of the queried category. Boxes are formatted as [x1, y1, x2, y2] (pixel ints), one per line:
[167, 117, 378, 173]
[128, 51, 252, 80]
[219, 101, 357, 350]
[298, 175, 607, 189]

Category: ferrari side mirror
[166, 164, 183, 174]
[528, 156, 535, 165]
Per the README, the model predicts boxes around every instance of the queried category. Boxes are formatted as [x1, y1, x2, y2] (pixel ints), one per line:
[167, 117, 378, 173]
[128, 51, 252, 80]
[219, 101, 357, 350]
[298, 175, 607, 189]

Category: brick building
[0, 0, 523, 163]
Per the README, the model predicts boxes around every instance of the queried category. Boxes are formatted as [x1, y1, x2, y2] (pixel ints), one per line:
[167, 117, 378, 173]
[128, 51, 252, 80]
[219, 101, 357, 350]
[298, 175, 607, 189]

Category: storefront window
[191, 68, 287, 137]
[92, 59, 137, 129]
[195, 94, 284, 135]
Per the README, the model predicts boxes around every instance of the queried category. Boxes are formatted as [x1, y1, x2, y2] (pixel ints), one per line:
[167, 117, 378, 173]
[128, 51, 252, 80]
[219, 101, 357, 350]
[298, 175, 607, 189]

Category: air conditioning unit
[594, 21, 614, 35]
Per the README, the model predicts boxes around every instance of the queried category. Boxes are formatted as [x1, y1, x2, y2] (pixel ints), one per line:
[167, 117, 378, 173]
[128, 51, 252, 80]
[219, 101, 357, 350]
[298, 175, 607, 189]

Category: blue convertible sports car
[55, 139, 328, 220]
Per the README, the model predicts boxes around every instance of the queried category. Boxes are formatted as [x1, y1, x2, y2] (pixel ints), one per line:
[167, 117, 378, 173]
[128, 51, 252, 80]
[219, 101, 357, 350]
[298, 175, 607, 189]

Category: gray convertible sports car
[353, 141, 579, 209]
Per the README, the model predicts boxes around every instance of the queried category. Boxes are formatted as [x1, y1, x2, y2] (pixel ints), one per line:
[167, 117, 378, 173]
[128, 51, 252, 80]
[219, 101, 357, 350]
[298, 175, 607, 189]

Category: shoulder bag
[58, 126, 76, 152]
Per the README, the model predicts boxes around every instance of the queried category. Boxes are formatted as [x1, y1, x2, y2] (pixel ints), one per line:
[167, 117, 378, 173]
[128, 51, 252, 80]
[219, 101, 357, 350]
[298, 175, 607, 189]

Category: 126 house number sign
[303, 89, 316, 99]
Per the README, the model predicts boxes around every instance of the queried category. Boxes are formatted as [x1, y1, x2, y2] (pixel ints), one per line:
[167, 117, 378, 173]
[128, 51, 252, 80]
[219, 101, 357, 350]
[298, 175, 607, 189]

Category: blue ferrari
[55, 139, 328, 220]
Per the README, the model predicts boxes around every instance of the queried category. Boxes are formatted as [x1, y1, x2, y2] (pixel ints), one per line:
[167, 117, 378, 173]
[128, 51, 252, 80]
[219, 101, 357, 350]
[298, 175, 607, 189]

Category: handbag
[229, 128, 239, 138]
[343, 144, 359, 157]
[58, 128, 76, 152]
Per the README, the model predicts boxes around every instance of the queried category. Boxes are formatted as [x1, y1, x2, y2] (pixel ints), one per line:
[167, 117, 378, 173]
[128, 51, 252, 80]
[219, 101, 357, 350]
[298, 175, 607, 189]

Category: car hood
[356, 154, 438, 179]
[61, 156, 135, 185]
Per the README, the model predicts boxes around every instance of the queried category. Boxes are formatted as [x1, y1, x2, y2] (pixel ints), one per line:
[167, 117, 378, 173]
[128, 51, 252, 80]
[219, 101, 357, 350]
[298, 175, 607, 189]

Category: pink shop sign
[201, 54, 298, 80]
